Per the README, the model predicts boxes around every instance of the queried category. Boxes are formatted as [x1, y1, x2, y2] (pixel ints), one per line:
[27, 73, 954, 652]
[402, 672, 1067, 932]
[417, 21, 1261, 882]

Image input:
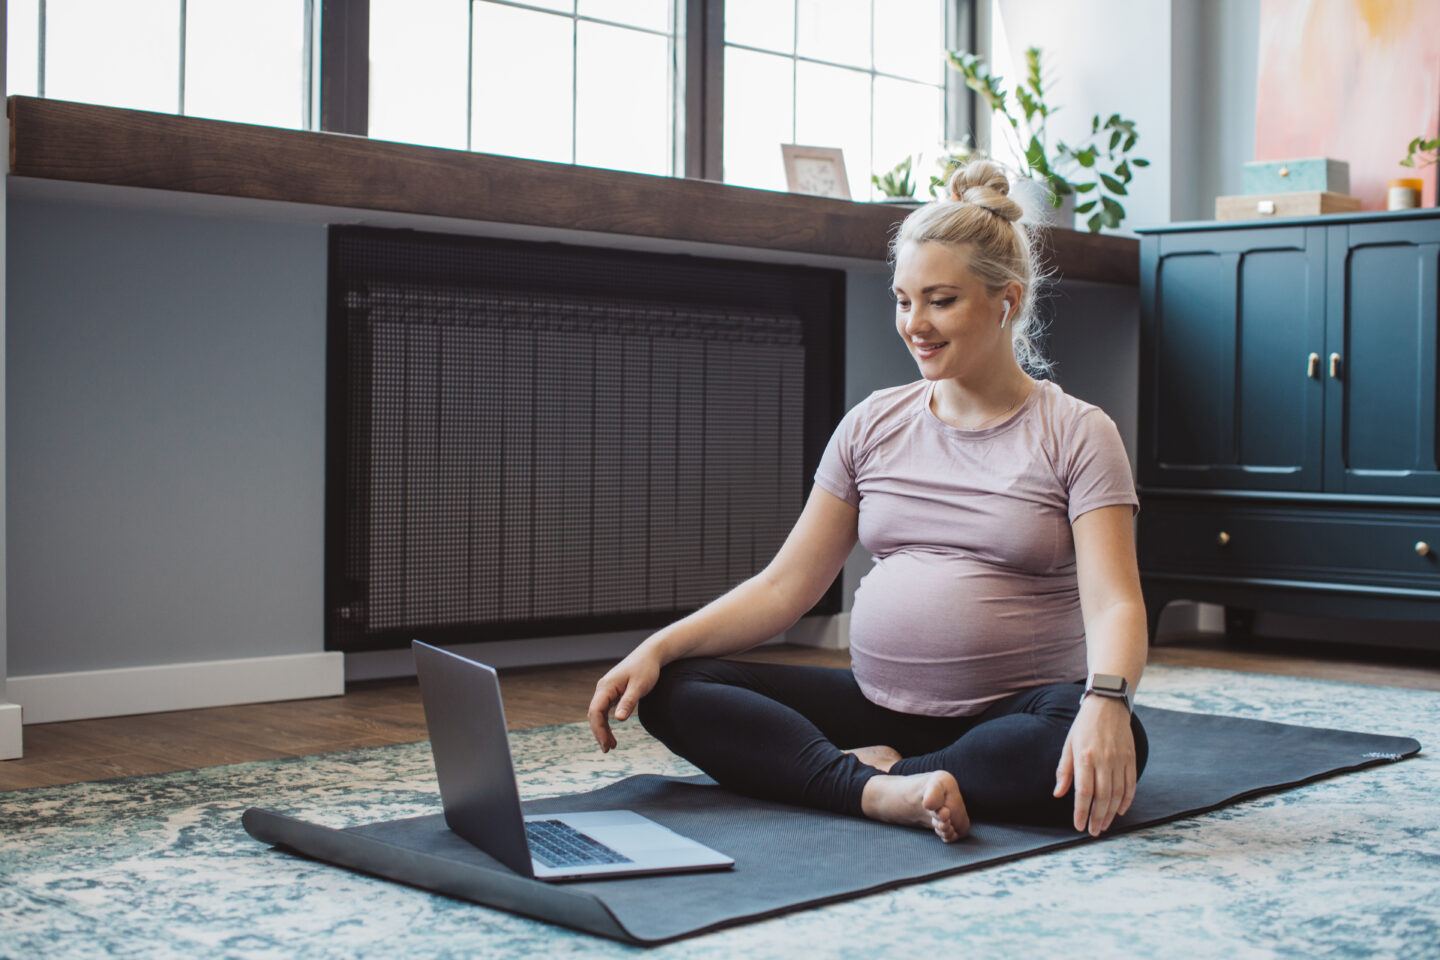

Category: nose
[902, 308, 938, 341]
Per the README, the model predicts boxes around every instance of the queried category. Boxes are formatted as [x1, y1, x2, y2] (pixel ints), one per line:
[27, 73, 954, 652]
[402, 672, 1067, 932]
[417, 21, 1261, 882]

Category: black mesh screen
[326, 226, 846, 652]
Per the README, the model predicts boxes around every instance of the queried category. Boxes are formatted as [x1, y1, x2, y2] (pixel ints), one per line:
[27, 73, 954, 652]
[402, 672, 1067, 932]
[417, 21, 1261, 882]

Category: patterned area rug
[1, 664, 1436, 959]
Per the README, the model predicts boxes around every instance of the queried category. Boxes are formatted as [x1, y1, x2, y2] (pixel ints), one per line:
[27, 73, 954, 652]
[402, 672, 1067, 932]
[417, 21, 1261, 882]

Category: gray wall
[1, 0, 9, 699]
[1186, 0, 1261, 223]
[7, 196, 327, 674]
[6, 191, 1144, 676]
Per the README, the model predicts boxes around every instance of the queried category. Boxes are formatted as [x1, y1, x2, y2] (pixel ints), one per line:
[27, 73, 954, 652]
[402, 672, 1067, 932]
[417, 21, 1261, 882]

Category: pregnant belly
[848, 551, 1087, 717]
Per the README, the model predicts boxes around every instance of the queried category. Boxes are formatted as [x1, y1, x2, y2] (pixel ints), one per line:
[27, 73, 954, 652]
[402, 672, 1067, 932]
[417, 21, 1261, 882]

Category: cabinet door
[1140, 226, 1326, 491]
[1324, 221, 1440, 497]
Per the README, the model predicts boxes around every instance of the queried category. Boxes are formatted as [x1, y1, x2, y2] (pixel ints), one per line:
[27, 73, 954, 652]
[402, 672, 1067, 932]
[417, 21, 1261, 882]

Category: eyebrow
[890, 283, 961, 295]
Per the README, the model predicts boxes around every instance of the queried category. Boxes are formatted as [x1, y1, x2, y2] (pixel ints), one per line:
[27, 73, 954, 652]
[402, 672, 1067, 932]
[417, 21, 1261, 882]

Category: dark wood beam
[7, 96, 1138, 284]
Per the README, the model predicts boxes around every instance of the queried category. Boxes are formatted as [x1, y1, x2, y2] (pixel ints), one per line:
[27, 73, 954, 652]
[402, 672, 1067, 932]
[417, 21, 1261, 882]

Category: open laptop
[411, 640, 735, 882]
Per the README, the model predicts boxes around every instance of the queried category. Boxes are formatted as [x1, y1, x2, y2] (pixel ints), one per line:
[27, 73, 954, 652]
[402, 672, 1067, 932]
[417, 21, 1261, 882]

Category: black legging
[637, 656, 1149, 826]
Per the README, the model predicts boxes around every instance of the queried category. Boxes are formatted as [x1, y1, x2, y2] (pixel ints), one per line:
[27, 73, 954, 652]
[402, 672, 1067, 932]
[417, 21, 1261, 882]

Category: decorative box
[1216, 191, 1362, 221]
[1242, 158, 1350, 195]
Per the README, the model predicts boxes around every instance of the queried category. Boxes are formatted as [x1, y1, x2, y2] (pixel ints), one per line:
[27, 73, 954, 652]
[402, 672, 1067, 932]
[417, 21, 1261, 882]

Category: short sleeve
[1062, 410, 1140, 523]
[813, 400, 867, 509]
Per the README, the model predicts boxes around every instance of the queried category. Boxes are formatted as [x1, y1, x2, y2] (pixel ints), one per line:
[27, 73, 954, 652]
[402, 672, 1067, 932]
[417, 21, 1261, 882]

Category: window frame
[20, 0, 978, 182]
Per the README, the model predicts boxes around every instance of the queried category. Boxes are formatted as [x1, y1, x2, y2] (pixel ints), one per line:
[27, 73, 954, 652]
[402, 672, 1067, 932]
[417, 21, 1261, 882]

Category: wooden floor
[4, 634, 1439, 792]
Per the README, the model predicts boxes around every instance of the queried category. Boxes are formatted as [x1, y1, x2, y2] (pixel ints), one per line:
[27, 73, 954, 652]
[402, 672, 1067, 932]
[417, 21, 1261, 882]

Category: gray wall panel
[7, 197, 327, 674]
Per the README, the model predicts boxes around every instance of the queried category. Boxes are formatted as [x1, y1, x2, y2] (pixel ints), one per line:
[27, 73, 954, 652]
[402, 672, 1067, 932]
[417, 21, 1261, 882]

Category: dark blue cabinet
[1325, 219, 1440, 498]
[1136, 209, 1440, 643]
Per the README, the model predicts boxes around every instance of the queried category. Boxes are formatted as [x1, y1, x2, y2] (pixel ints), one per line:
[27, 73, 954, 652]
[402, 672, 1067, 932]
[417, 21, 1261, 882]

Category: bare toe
[920, 771, 970, 840]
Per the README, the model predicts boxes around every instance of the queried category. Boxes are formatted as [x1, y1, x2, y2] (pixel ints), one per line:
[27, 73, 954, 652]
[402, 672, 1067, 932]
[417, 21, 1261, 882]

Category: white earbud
[1000, 301, 1011, 328]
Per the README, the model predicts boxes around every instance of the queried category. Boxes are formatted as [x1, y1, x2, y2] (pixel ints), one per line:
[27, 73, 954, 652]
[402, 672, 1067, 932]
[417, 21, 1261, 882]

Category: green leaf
[1077, 147, 1096, 168]
[1074, 182, 1097, 193]
[1025, 47, 1046, 98]
[1092, 114, 1100, 133]
[1132, 158, 1150, 167]
[1016, 86, 1039, 123]
[1025, 136, 1047, 172]
[1117, 160, 1131, 181]
[1101, 196, 1125, 227]
[1123, 133, 1136, 152]
[1075, 200, 1098, 213]
[1087, 212, 1104, 233]
[1100, 173, 1127, 195]
[1108, 130, 1121, 151]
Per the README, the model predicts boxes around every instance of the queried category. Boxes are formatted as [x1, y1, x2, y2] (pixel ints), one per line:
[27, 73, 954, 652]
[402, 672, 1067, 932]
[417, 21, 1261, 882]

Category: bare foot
[860, 771, 970, 843]
[843, 744, 902, 773]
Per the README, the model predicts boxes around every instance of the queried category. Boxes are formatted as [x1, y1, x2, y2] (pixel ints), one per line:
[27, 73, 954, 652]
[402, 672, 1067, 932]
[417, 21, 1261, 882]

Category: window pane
[576, 21, 670, 175]
[722, 47, 793, 191]
[795, 61, 870, 199]
[872, 76, 942, 198]
[873, 0, 945, 84]
[472, 3, 573, 163]
[578, 0, 670, 32]
[725, 0, 793, 54]
[369, 0, 468, 149]
[7, 0, 40, 96]
[795, 0, 868, 68]
[45, 0, 179, 113]
[185, 0, 304, 129]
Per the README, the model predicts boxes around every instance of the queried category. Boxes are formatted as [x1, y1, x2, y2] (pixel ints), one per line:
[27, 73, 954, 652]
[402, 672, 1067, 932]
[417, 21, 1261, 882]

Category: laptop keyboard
[525, 819, 634, 868]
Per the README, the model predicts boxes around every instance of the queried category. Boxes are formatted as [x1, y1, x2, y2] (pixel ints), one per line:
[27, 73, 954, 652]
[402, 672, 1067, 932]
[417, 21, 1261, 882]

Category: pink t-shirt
[813, 377, 1139, 717]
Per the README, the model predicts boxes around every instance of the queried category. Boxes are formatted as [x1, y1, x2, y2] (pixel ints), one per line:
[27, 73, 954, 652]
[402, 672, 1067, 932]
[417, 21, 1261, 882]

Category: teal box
[1242, 158, 1349, 195]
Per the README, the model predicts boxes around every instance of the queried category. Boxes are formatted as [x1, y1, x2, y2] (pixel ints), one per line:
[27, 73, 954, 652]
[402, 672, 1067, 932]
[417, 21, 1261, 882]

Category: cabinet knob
[1278, 166, 1290, 177]
[1329, 353, 1342, 379]
[1307, 352, 1320, 379]
[1419, 541, 1433, 558]
[1217, 531, 1231, 547]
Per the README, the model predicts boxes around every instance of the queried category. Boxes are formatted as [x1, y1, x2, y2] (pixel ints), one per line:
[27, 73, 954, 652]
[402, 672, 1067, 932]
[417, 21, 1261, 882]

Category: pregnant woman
[588, 158, 1149, 844]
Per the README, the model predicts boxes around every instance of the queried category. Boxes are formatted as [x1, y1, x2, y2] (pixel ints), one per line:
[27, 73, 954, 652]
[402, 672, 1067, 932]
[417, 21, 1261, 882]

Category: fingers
[1120, 760, 1137, 816]
[587, 681, 617, 752]
[1072, 754, 1094, 833]
[1090, 763, 1111, 836]
[615, 687, 637, 722]
[1099, 763, 1128, 835]
[1053, 738, 1073, 799]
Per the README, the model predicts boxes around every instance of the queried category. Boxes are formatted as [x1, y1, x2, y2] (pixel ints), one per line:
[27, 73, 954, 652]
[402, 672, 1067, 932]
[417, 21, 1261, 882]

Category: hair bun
[945, 159, 1024, 224]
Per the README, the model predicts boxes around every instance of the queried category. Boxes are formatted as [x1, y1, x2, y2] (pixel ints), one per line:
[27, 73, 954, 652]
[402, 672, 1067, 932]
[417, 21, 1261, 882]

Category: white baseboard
[342, 616, 848, 683]
[0, 702, 21, 759]
[7, 652, 345, 725]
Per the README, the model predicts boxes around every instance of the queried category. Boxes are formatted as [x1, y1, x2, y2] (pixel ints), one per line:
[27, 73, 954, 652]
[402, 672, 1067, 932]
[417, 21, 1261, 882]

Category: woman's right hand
[588, 644, 665, 753]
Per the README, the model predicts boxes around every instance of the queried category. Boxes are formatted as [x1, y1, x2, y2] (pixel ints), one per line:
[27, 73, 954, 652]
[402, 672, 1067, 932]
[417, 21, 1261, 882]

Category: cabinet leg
[1223, 606, 1256, 641]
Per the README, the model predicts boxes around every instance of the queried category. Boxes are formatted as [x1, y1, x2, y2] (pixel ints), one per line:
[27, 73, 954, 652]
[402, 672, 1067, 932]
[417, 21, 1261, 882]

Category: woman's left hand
[1053, 696, 1136, 836]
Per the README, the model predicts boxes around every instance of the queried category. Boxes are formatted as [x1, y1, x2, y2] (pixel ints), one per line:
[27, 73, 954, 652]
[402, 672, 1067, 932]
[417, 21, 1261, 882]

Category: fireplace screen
[326, 226, 846, 652]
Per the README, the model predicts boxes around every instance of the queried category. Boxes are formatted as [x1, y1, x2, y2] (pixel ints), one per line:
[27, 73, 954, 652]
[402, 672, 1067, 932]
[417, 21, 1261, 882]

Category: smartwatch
[1080, 672, 1133, 714]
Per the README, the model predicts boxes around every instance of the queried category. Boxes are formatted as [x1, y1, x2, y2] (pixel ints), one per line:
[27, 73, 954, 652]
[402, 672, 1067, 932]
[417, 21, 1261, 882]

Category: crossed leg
[636, 657, 1149, 838]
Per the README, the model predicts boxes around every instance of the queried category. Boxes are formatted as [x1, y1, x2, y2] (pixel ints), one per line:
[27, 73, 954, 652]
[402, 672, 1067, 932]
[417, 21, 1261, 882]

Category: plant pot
[1010, 177, 1076, 229]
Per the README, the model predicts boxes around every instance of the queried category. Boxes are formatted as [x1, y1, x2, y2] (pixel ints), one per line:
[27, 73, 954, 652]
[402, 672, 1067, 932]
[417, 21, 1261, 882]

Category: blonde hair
[887, 157, 1057, 379]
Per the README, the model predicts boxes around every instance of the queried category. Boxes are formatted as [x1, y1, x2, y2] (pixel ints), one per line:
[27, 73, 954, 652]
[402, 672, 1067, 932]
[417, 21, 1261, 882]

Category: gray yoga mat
[243, 705, 1420, 946]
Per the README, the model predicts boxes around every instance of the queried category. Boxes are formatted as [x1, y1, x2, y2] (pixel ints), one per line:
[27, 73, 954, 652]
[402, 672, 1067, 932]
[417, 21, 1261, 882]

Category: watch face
[1094, 674, 1125, 692]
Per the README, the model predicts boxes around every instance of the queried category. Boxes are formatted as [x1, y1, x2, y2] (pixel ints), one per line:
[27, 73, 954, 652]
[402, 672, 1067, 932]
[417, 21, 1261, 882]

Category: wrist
[1080, 693, 1130, 717]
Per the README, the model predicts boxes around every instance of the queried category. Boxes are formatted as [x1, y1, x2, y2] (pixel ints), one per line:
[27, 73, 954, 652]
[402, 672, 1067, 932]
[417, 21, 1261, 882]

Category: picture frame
[781, 144, 851, 200]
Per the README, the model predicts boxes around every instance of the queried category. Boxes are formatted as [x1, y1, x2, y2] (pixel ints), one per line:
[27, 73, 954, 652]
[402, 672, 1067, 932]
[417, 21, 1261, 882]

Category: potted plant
[926, 137, 977, 199]
[1400, 135, 1439, 171]
[872, 154, 922, 205]
[946, 46, 1149, 232]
